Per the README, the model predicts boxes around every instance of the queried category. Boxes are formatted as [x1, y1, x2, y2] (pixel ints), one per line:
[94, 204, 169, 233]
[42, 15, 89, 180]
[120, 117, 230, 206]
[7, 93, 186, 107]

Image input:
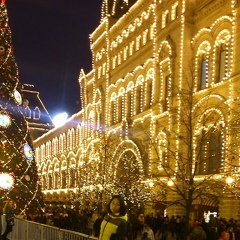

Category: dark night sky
[5, 0, 102, 117]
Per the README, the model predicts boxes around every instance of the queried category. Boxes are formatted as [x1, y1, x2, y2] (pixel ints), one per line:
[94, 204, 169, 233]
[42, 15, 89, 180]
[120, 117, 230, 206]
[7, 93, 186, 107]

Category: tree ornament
[0, 172, 14, 189]
[0, 114, 11, 128]
[23, 143, 34, 161]
[25, 175, 30, 181]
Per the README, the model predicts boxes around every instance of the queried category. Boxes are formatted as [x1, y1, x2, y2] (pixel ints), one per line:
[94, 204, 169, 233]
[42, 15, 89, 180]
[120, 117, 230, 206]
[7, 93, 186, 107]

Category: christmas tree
[0, 0, 44, 214]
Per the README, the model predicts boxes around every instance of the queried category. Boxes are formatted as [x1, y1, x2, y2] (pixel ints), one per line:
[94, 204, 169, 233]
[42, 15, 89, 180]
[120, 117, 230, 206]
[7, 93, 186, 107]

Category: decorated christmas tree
[0, 0, 44, 214]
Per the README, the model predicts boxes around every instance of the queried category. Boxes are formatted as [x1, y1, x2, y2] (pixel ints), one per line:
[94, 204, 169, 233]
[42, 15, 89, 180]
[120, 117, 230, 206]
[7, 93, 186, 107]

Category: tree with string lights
[143, 69, 240, 240]
[0, 0, 44, 214]
[110, 148, 152, 213]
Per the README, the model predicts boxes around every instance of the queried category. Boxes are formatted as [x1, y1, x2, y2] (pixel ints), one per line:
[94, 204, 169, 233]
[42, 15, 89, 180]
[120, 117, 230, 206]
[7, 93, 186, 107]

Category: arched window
[200, 55, 207, 90]
[198, 128, 222, 174]
[48, 173, 53, 189]
[136, 35, 142, 51]
[127, 90, 133, 118]
[112, 55, 117, 69]
[118, 96, 123, 122]
[129, 41, 134, 56]
[196, 111, 224, 175]
[217, 44, 226, 82]
[123, 46, 128, 60]
[61, 170, 67, 189]
[162, 10, 169, 28]
[33, 107, 41, 119]
[24, 106, 31, 119]
[145, 79, 153, 110]
[69, 169, 76, 188]
[110, 93, 117, 125]
[163, 75, 171, 111]
[214, 30, 231, 83]
[195, 41, 211, 91]
[42, 175, 47, 190]
[135, 85, 142, 114]
[171, 2, 179, 20]
[156, 132, 168, 171]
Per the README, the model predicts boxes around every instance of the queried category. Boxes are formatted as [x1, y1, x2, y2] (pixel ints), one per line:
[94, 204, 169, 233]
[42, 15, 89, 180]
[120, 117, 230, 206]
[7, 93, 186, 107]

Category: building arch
[113, 140, 144, 174]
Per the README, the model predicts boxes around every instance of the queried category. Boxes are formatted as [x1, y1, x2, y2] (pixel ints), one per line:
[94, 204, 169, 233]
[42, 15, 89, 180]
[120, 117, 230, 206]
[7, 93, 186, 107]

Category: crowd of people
[23, 203, 240, 240]
[1, 197, 239, 240]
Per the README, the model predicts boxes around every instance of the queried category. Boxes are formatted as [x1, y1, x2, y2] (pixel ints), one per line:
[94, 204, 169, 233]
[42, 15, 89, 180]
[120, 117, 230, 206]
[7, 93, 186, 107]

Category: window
[129, 41, 134, 56]
[127, 91, 133, 117]
[157, 132, 168, 170]
[200, 59, 207, 89]
[118, 96, 123, 122]
[162, 10, 169, 28]
[62, 171, 67, 189]
[198, 128, 222, 175]
[171, 2, 179, 20]
[136, 85, 142, 114]
[145, 79, 153, 110]
[48, 174, 53, 189]
[218, 47, 226, 82]
[163, 75, 171, 111]
[110, 100, 115, 125]
[33, 107, 41, 119]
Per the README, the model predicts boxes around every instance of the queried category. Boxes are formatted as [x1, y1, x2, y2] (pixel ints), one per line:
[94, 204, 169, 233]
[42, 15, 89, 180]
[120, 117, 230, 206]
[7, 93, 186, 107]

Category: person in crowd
[192, 219, 200, 230]
[134, 213, 145, 240]
[93, 212, 103, 237]
[227, 226, 235, 240]
[99, 195, 127, 240]
[88, 210, 95, 236]
[189, 223, 207, 240]
[141, 232, 151, 240]
[169, 215, 176, 237]
[138, 213, 145, 232]
[175, 216, 183, 240]
[142, 224, 155, 240]
[156, 213, 164, 239]
[161, 216, 169, 240]
[132, 213, 141, 240]
[2, 199, 15, 240]
[145, 214, 155, 233]
[234, 223, 240, 240]
[207, 227, 218, 240]
[219, 224, 230, 240]
[34, 210, 47, 224]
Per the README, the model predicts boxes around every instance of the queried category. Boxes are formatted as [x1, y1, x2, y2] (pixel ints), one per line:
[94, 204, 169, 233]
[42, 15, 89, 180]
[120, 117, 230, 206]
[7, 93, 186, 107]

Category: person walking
[99, 195, 127, 240]
[2, 199, 15, 240]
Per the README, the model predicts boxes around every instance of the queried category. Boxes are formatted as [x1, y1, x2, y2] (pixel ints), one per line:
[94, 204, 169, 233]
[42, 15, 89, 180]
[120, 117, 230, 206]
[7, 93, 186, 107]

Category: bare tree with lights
[141, 70, 240, 239]
[0, 0, 44, 214]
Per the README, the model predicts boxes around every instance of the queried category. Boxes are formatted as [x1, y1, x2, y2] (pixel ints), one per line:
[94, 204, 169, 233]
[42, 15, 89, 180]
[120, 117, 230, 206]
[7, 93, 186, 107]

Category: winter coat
[190, 226, 207, 240]
[99, 213, 127, 240]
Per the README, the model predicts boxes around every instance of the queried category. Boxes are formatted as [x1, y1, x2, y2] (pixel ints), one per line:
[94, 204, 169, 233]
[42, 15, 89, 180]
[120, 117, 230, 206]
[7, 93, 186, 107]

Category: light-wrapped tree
[0, 0, 44, 214]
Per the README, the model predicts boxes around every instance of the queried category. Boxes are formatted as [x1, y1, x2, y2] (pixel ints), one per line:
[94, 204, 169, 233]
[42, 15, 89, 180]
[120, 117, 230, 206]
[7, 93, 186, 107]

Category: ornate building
[21, 84, 54, 140]
[34, 0, 240, 220]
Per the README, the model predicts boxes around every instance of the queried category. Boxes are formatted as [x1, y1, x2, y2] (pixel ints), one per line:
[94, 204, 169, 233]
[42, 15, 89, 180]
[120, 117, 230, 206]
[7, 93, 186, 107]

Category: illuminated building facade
[34, 0, 240, 220]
